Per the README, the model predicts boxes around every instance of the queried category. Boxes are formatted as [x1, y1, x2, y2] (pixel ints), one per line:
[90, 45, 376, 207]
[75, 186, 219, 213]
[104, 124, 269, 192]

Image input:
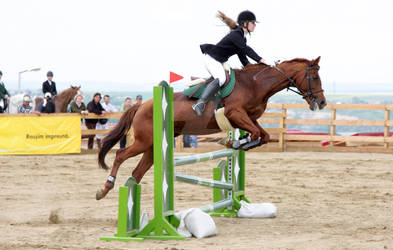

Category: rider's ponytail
[217, 11, 238, 30]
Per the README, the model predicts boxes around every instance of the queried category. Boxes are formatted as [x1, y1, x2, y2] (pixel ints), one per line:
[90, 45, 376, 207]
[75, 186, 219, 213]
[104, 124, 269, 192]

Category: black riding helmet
[237, 10, 257, 25]
[47, 71, 53, 77]
[237, 10, 258, 35]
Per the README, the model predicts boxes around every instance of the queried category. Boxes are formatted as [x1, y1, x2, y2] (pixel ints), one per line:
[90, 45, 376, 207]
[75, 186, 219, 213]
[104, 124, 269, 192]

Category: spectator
[86, 93, 106, 149]
[96, 95, 117, 148]
[121, 97, 133, 112]
[69, 94, 88, 114]
[135, 94, 143, 105]
[18, 95, 33, 113]
[120, 97, 133, 148]
[182, 135, 198, 148]
[183, 135, 192, 148]
[190, 135, 198, 148]
[42, 71, 57, 96]
[0, 70, 10, 113]
[39, 92, 56, 113]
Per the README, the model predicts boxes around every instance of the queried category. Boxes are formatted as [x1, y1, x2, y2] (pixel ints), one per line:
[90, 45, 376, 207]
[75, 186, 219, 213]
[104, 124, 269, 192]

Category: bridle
[273, 65, 324, 101]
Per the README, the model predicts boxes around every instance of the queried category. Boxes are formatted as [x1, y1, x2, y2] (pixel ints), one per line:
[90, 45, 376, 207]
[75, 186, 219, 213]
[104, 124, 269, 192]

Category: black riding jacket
[200, 27, 262, 67]
[42, 80, 57, 96]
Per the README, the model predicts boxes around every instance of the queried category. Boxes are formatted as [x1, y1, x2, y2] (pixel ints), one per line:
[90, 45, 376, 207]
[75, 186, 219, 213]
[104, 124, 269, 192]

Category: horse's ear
[312, 56, 321, 66]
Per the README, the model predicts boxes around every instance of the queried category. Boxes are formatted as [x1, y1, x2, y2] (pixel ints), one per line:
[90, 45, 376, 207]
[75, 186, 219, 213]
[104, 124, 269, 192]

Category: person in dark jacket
[192, 10, 265, 116]
[42, 71, 57, 96]
[0, 70, 10, 113]
[39, 92, 56, 113]
[86, 93, 106, 149]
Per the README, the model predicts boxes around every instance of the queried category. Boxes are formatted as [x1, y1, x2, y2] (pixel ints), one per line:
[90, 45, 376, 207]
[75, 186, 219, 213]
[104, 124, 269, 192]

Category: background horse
[34, 86, 81, 112]
[96, 57, 327, 200]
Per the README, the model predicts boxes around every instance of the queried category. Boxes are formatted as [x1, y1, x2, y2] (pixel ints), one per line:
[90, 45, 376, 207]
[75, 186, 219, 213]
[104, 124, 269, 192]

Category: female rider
[192, 10, 266, 116]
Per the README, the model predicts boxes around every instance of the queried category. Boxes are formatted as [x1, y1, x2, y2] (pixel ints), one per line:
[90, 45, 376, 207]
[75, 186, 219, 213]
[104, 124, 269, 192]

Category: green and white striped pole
[137, 81, 184, 240]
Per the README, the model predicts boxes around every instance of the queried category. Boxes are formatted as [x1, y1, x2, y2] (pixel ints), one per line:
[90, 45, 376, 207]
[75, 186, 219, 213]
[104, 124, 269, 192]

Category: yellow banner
[0, 116, 81, 155]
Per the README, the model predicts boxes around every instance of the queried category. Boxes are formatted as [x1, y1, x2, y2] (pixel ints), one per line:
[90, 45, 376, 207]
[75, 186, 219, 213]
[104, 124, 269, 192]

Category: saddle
[182, 64, 236, 99]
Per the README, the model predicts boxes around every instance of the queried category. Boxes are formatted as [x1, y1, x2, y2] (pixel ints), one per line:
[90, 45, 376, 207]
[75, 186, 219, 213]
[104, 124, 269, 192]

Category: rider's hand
[5, 94, 9, 99]
[258, 58, 266, 64]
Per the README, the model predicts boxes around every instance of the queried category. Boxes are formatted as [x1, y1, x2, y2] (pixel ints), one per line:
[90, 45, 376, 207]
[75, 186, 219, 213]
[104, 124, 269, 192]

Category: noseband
[273, 65, 324, 100]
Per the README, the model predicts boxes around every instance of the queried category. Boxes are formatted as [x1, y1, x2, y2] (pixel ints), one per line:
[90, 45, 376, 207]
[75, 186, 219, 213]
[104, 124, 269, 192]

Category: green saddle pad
[183, 69, 236, 99]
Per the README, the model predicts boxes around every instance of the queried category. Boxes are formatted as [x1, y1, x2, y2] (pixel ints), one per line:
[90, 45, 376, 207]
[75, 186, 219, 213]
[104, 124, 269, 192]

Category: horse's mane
[281, 58, 311, 65]
[239, 63, 271, 73]
[239, 58, 313, 73]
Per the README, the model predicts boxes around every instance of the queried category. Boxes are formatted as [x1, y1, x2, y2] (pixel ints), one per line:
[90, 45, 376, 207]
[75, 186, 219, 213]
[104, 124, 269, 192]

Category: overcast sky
[1, 0, 393, 93]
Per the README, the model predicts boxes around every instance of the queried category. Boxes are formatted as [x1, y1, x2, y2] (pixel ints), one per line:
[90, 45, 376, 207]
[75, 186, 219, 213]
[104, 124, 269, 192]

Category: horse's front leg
[254, 121, 270, 145]
[224, 108, 261, 141]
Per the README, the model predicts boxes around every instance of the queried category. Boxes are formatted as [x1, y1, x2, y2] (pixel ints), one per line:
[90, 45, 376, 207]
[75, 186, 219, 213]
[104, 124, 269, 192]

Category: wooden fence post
[384, 108, 390, 148]
[330, 108, 336, 146]
[279, 107, 286, 151]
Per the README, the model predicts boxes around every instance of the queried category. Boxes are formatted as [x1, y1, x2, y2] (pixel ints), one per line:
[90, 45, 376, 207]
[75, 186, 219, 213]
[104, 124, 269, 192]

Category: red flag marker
[169, 71, 183, 83]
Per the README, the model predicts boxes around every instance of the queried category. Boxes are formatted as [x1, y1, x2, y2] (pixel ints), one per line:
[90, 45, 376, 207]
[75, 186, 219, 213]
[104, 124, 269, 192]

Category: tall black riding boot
[192, 78, 220, 116]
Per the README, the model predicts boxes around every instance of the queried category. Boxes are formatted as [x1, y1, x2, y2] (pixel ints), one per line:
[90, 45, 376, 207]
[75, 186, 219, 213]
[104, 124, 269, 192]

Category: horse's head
[66, 85, 82, 101]
[54, 86, 82, 112]
[280, 57, 326, 111]
[71, 85, 81, 93]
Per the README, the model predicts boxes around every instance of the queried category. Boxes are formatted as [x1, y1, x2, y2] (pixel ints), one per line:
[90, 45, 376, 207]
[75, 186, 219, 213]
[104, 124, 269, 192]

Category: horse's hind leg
[132, 146, 153, 183]
[96, 138, 151, 200]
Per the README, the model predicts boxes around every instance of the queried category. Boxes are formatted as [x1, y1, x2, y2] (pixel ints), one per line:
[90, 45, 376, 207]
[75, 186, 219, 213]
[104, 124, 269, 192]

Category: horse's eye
[313, 76, 319, 80]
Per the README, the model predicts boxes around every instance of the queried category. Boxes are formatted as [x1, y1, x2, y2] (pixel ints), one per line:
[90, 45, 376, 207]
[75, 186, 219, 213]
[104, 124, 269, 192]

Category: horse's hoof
[96, 190, 104, 200]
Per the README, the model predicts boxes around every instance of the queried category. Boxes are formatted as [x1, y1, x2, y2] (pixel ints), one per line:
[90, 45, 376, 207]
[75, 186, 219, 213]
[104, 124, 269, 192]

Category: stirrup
[232, 134, 261, 150]
[192, 102, 206, 116]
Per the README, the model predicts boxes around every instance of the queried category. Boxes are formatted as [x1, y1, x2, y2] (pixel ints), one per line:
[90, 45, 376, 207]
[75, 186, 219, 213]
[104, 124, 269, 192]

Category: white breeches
[203, 54, 226, 86]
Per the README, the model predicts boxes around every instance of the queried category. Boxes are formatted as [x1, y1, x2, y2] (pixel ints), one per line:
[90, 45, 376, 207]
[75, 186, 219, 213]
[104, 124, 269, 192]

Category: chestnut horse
[34, 86, 81, 113]
[96, 57, 326, 200]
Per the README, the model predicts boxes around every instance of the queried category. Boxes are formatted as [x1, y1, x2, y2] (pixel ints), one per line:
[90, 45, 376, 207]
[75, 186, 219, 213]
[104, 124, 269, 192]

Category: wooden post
[384, 108, 390, 148]
[330, 108, 336, 146]
[125, 128, 134, 147]
[176, 135, 184, 148]
[279, 107, 286, 151]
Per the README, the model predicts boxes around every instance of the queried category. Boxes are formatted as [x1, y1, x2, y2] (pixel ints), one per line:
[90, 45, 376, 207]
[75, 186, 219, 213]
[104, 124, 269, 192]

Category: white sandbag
[175, 208, 216, 238]
[184, 208, 216, 239]
[237, 200, 277, 218]
[175, 208, 193, 238]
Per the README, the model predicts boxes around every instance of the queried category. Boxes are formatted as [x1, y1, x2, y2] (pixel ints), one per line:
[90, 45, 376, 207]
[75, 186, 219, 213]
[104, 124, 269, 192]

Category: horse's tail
[98, 104, 141, 170]
[217, 11, 238, 30]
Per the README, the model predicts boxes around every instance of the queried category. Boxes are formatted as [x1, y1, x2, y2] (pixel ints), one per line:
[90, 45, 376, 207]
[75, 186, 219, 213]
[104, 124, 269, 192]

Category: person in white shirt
[96, 95, 117, 148]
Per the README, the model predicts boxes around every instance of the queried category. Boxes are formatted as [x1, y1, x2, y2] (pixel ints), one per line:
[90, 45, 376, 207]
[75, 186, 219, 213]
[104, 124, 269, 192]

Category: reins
[273, 65, 323, 100]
